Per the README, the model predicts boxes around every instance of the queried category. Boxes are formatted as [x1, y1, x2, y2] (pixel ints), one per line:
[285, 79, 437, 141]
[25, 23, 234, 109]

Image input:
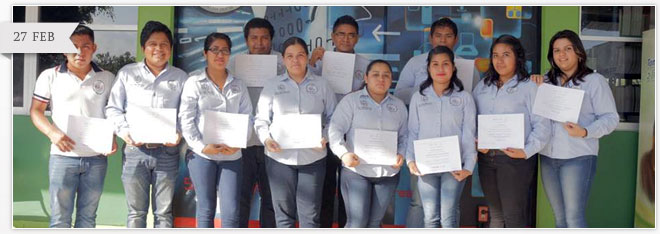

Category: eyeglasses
[334, 32, 357, 39]
[208, 47, 230, 56]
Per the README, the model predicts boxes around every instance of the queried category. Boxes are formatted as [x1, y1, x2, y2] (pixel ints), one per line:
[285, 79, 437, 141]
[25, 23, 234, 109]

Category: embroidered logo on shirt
[450, 96, 463, 106]
[355, 70, 364, 81]
[506, 87, 518, 94]
[92, 80, 105, 95]
[132, 75, 143, 87]
[306, 83, 319, 94]
[275, 84, 289, 95]
[230, 84, 241, 93]
[358, 97, 372, 110]
[167, 80, 178, 90]
[422, 95, 429, 102]
[386, 103, 398, 112]
[200, 83, 213, 96]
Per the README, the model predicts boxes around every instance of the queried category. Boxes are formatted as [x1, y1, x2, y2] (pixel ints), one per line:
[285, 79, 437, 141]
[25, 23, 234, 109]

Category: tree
[95, 51, 136, 75]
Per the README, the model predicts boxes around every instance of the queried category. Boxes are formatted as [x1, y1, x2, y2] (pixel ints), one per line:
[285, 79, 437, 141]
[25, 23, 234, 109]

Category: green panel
[536, 6, 580, 228]
[136, 6, 175, 63]
[13, 115, 127, 227]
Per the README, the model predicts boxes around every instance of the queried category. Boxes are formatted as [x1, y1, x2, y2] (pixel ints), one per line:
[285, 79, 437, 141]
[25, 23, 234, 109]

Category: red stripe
[32, 97, 49, 104]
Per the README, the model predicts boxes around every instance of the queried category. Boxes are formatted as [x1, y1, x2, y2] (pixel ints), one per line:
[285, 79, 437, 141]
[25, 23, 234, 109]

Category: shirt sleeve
[309, 60, 323, 76]
[523, 83, 551, 158]
[393, 58, 417, 105]
[397, 103, 409, 157]
[328, 98, 352, 158]
[322, 80, 338, 141]
[178, 79, 205, 151]
[583, 75, 620, 139]
[461, 94, 478, 173]
[405, 93, 420, 163]
[33, 69, 54, 104]
[105, 69, 130, 136]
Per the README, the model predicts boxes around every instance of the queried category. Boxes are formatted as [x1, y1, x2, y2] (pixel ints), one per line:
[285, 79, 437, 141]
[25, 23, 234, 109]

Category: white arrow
[372, 24, 400, 42]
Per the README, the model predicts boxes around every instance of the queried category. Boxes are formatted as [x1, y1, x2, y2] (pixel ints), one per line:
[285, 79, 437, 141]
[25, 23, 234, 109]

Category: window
[580, 6, 654, 126]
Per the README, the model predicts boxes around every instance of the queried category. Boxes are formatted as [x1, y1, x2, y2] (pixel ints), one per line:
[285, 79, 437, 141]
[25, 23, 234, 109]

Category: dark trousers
[320, 149, 347, 228]
[478, 152, 537, 228]
[238, 146, 275, 228]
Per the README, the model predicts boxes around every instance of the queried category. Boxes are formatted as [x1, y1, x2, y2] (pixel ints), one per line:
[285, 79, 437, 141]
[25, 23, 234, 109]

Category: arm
[178, 79, 205, 152]
[523, 84, 551, 158]
[328, 98, 352, 158]
[461, 94, 478, 173]
[582, 75, 620, 139]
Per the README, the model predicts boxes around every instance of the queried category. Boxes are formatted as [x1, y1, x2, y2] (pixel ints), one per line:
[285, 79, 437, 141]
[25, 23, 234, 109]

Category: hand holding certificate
[202, 110, 249, 148]
[235, 54, 277, 87]
[66, 115, 114, 155]
[477, 114, 524, 149]
[321, 51, 355, 94]
[532, 83, 585, 123]
[126, 106, 178, 144]
[413, 135, 462, 175]
[270, 114, 322, 149]
[353, 129, 398, 165]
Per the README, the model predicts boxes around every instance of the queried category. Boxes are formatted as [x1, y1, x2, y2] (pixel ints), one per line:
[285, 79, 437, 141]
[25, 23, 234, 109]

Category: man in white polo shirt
[30, 25, 116, 228]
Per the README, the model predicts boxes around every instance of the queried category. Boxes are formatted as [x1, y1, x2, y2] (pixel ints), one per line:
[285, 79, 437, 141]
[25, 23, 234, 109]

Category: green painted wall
[136, 6, 175, 63]
[536, 6, 639, 228]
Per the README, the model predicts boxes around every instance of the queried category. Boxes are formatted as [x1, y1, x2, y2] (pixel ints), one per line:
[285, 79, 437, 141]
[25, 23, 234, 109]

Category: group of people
[30, 14, 619, 229]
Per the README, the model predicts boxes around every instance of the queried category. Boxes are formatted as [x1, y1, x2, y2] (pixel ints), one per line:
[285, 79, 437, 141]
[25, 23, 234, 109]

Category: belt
[144, 143, 164, 149]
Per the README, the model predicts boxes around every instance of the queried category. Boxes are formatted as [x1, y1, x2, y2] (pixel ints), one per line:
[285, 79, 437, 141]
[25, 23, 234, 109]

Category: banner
[634, 29, 654, 228]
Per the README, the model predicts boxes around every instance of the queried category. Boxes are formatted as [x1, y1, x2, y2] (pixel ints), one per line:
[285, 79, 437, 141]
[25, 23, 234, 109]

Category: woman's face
[428, 53, 455, 86]
[491, 43, 517, 79]
[283, 43, 308, 76]
[364, 62, 392, 96]
[203, 38, 230, 71]
[552, 38, 580, 75]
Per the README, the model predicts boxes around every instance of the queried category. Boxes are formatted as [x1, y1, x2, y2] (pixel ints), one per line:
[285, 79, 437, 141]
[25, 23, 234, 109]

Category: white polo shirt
[33, 62, 116, 157]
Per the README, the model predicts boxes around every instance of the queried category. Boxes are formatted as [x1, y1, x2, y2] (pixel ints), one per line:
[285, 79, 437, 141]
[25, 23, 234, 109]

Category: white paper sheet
[126, 106, 177, 144]
[532, 83, 585, 123]
[66, 115, 114, 155]
[413, 135, 462, 175]
[477, 114, 525, 149]
[202, 111, 249, 148]
[353, 129, 398, 165]
[321, 51, 355, 94]
[455, 58, 475, 93]
[270, 114, 322, 149]
[235, 54, 277, 87]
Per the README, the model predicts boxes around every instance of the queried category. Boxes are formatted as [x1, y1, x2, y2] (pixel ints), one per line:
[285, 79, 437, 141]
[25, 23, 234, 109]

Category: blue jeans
[340, 168, 399, 228]
[265, 156, 326, 228]
[48, 154, 107, 228]
[417, 172, 466, 228]
[187, 153, 242, 228]
[121, 144, 179, 228]
[540, 155, 597, 228]
[238, 146, 275, 228]
[406, 174, 425, 228]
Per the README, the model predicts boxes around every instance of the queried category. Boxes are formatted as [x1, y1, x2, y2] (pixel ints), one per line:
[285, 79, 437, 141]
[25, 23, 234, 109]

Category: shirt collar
[199, 68, 235, 86]
[57, 61, 103, 74]
[140, 59, 170, 77]
[359, 87, 391, 105]
[282, 68, 314, 82]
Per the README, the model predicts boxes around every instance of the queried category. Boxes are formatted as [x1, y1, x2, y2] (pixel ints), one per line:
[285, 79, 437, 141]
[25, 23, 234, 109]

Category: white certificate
[202, 111, 249, 148]
[532, 83, 585, 123]
[235, 54, 277, 87]
[413, 135, 462, 175]
[478, 114, 525, 149]
[455, 59, 475, 93]
[321, 51, 355, 94]
[353, 129, 398, 165]
[126, 106, 177, 144]
[270, 114, 322, 149]
[66, 115, 114, 155]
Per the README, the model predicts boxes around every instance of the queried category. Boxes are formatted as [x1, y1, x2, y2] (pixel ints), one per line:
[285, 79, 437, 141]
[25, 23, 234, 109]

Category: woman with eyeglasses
[254, 37, 337, 228]
[179, 32, 252, 228]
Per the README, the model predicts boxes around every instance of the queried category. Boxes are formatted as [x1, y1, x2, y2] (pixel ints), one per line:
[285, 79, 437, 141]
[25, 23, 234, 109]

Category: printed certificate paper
[66, 115, 114, 155]
[126, 107, 178, 144]
[413, 135, 462, 175]
[354, 129, 398, 165]
[270, 114, 322, 149]
[322, 51, 355, 94]
[235, 54, 277, 87]
[202, 111, 249, 148]
[478, 114, 525, 149]
[532, 83, 585, 123]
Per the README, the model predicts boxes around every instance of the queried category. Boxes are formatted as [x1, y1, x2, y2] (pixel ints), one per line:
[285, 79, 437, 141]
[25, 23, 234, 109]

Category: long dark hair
[359, 59, 392, 90]
[546, 30, 593, 86]
[482, 34, 529, 87]
[419, 46, 464, 96]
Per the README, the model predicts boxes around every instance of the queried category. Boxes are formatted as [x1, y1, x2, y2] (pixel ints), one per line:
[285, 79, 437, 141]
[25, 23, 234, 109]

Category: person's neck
[432, 81, 450, 96]
[367, 89, 386, 104]
[67, 63, 92, 81]
[336, 48, 355, 54]
[290, 69, 307, 84]
[498, 74, 514, 88]
[207, 67, 228, 89]
[561, 67, 577, 85]
[146, 61, 167, 77]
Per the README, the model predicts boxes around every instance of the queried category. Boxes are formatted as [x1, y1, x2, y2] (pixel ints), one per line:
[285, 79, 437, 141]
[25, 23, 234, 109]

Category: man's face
[331, 24, 358, 53]
[64, 34, 97, 70]
[246, 28, 272, 54]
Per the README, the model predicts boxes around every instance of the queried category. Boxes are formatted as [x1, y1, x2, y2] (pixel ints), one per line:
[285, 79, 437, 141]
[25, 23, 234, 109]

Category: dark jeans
[238, 146, 275, 228]
[478, 152, 537, 228]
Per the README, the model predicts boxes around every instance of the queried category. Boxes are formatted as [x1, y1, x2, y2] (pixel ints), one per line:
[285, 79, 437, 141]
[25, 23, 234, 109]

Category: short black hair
[332, 15, 359, 33]
[140, 20, 173, 48]
[281, 36, 308, 55]
[243, 18, 275, 40]
[430, 17, 458, 37]
[204, 32, 232, 53]
[71, 24, 94, 42]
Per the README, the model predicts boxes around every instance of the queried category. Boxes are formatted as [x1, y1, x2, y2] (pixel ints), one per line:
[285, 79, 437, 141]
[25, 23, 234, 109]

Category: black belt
[144, 143, 164, 149]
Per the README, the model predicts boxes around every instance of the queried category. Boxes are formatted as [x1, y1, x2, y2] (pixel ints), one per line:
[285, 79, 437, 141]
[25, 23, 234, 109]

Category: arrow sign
[0, 23, 78, 53]
[372, 24, 400, 42]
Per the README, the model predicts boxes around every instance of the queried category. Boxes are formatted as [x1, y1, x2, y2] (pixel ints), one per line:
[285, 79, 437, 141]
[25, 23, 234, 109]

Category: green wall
[136, 6, 175, 63]
[535, 6, 639, 228]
